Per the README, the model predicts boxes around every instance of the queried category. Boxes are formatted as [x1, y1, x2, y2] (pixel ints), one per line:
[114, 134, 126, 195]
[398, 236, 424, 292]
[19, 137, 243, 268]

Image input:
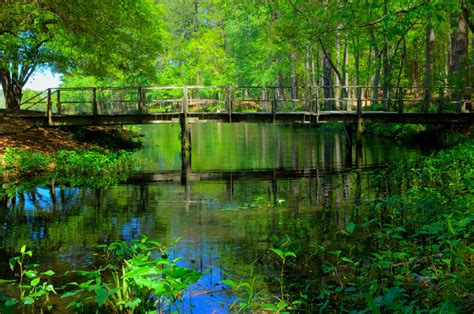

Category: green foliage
[53, 150, 131, 183]
[369, 123, 426, 140]
[226, 141, 473, 312]
[307, 142, 473, 311]
[223, 245, 301, 313]
[0, 148, 132, 194]
[1, 148, 51, 178]
[0, 245, 57, 313]
[0, 237, 200, 313]
[62, 236, 201, 313]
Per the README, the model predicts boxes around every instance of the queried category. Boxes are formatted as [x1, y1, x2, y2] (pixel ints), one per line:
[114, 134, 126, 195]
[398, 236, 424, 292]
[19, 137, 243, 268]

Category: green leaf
[22, 297, 34, 305]
[31, 277, 40, 287]
[341, 257, 354, 263]
[0, 279, 16, 284]
[221, 279, 236, 287]
[277, 301, 288, 309]
[4, 298, 18, 307]
[346, 222, 356, 235]
[270, 248, 284, 259]
[94, 287, 108, 307]
[41, 270, 55, 276]
[61, 290, 82, 299]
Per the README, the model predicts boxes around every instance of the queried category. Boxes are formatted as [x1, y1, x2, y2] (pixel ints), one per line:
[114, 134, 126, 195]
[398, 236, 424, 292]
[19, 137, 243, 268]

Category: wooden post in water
[46, 88, 52, 126]
[356, 86, 363, 149]
[181, 86, 191, 160]
[56, 90, 61, 116]
[180, 87, 192, 187]
[92, 87, 98, 117]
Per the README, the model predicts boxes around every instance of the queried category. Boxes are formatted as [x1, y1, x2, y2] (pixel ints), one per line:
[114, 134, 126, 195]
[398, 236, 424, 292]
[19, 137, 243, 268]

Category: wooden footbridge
[14, 85, 473, 126]
[7, 84, 472, 182]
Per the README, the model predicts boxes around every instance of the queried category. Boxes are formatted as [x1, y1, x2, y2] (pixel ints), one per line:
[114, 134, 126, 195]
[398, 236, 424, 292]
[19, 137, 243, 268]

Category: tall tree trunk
[335, 29, 341, 109]
[322, 53, 334, 109]
[382, 0, 390, 110]
[290, 49, 298, 99]
[1, 69, 23, 110]
[193, 0, 199, 32]
[341, 36, 349, 108]
[446, 34, 452, 85]
[305, 47, 312, 111]
[452, 9, 469, 111]
[423, 26, 434, 113]
[310, 46, 318, 87]
[278, 71, 285, 100]
[370, 31, 381, 104]
[413, 61, 420, 99]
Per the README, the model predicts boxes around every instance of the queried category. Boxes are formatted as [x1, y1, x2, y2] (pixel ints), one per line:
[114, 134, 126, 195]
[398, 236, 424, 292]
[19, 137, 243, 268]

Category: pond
[0, 123, 421, 313]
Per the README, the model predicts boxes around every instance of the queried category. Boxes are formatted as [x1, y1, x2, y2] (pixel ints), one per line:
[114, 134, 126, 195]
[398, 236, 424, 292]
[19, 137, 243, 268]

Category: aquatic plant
[0, 245, 56, 314]
[62, 236, 201, 313]
[0, 237, 201, 313]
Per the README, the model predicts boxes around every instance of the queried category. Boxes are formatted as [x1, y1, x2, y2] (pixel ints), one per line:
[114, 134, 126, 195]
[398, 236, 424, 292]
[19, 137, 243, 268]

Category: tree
[0, 0, 163, 109]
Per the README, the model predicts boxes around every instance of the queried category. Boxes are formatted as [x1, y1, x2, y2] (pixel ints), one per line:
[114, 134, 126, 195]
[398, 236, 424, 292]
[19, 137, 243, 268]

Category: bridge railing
[19, 85, 472, 118]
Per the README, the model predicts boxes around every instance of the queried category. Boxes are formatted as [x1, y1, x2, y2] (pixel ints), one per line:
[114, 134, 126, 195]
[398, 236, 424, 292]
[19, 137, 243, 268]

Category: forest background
[0, 0, 473, 109]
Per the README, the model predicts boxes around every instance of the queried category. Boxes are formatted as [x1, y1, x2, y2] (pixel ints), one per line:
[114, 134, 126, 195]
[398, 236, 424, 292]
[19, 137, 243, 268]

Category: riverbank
[0, 117, 140, 189]
[0, 117, 141, 159]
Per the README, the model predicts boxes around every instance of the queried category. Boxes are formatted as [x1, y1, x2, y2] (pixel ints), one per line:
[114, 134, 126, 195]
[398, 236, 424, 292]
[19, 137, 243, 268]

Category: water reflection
[0, 123, 420, 312]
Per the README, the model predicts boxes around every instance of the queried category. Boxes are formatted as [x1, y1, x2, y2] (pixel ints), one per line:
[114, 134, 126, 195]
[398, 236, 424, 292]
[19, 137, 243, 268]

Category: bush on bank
[0, 148, 132, 190]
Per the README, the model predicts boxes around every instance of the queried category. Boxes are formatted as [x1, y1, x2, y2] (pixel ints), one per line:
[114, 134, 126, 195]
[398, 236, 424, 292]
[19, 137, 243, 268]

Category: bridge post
[138, 87, 144, 115]
[92, 87, 98, 117]
[56, 90, 62, 116]
[315, 86, 320, 118]
[181, 86, 191, 155]
[356, 86, 362, 114]
[272, 87, 277, 122]
[46, 88, 52, 126]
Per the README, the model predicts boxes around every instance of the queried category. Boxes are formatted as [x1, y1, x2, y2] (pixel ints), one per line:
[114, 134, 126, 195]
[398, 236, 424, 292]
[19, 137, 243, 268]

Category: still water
[0, 123, 421, 312]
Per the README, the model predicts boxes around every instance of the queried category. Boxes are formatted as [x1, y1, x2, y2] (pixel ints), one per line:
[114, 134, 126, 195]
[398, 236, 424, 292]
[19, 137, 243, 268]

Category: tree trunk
[452, 8, 469, 111]
[335, 29, 341, 109]
[322, 53, 334, 110]
[413, 60, 420, 99]
[1, 69, 23, 110]
[371, 38, 381, 103]
[423, 26, 434, 113]
[305, 47, 312, 111]
[290, 49, 298, 100]
[382, 0, 390, 110]
[341, 36, 349, 108]
[310, 46, 318, 87]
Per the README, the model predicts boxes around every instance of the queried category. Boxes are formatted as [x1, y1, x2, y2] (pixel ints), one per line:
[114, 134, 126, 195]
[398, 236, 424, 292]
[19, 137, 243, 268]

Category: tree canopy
[1, 0, 473, 110]
[0, 0, 163, 109]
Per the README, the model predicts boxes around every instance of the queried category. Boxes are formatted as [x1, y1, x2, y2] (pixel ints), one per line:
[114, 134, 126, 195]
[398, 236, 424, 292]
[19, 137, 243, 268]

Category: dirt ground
[0, 116, 98, 158]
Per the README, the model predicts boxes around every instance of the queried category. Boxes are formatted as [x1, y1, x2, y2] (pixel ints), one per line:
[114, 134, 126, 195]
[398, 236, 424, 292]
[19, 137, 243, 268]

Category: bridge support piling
[180, 86, 191, 185]
[180, 111, 192, 189]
